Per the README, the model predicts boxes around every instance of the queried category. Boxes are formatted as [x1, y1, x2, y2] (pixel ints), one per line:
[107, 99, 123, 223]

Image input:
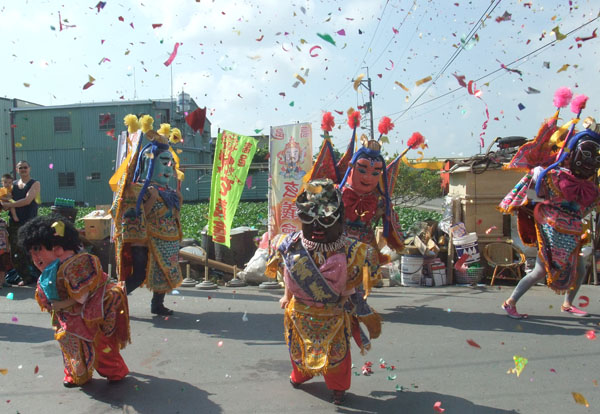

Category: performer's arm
[279, 284, 292, 309]
[51, 298, 77, 311]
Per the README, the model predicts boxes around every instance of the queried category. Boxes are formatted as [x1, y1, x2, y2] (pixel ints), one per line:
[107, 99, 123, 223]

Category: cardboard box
[82, 210, 112, 240]
[415, 235, 440, 258]
[428, 258, 447, 286]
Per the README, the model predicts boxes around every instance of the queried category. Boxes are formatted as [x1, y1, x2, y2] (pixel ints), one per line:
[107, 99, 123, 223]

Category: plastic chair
[483, 242, 526, 286]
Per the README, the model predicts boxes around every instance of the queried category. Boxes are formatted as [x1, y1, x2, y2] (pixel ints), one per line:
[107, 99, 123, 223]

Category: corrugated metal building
[0, 97, 43, 176]
[10, 98, 212, 205]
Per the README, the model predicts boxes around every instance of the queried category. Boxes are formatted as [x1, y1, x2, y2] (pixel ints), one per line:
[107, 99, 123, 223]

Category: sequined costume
[34, 253, 130, 385]
[266, 232, 381, 387]
[112, 181, 183, 293]
[500, 167, 600, 293]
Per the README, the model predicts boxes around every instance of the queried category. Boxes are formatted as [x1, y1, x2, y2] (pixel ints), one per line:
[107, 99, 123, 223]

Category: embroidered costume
[500, 88, 600, 295]
[111, 114, 184, 315]
[35, 253, 130, 385]
[266, 179, 380, 404]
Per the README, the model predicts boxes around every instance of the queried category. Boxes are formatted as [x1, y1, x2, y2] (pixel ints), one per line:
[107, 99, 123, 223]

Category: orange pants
[290, 351, 352, 391]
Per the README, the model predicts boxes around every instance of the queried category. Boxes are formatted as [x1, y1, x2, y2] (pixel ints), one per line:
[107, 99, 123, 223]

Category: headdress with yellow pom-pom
[124, 115, 184, 215]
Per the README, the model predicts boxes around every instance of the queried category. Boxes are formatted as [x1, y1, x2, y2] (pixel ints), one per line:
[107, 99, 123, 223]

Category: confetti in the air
[164, 43, 180, 67]
[309, 45, 321, 57]
[317, 33, 336, 46]
[415, 76, 432, 86]
[578, 296, 589, 308]
[433, 401, 446, 412]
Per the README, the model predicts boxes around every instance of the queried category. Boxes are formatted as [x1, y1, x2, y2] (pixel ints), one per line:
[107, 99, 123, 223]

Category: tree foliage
[390, 162, 442, 208]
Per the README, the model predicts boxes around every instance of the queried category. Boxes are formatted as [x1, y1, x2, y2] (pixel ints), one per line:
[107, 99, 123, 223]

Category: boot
[150, 292, 173, 315]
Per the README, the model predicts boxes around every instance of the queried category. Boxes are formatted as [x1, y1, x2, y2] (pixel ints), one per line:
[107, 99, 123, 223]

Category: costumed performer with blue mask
[111, 114, 184, 316]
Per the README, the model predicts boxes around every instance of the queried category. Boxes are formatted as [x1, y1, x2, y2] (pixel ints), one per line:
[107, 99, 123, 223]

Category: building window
[98, 113, 115, 130]
[91, 172, 101, 180]
[54, 116, 71, 133]
[58, 172, 75, 188]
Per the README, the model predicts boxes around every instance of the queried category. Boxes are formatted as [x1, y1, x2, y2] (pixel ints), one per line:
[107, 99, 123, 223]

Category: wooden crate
[449, 167, 525, 241]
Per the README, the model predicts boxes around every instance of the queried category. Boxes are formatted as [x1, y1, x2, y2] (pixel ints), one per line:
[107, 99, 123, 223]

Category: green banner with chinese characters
[208, 130, 258, 247]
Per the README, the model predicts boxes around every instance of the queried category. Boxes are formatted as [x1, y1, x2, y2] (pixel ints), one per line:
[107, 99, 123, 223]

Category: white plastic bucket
[454, 232, 480, 263]
[401, 255, 423, 287]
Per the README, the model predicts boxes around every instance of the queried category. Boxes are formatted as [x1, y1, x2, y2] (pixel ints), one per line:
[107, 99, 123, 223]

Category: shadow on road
[0, 322, 54, 343]
[335, 390, 519, 414]
[130, 311, 285, 344]
[382, 305, 598, 336]
[81, 371, 222, 413]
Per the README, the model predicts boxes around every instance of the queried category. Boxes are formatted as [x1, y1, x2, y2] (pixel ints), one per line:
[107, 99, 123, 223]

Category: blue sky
[1, 0, 599, 158]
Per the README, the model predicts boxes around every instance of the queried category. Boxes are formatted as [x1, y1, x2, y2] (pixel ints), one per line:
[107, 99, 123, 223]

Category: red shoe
[501, 302, 528, 319]
[561, 305, 589, 317]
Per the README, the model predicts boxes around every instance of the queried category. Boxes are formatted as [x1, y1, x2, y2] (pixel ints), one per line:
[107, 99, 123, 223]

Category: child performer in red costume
[19, 215, 130, 387]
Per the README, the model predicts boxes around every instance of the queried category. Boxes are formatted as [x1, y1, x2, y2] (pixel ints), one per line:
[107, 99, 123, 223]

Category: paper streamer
[415, 75, 432, 86]
[164, 42, 180, 67]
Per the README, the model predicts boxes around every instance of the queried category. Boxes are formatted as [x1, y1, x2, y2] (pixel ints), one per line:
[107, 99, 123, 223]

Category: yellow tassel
[158, 123, 171, 137]
[123, 114, 140, 134]
[140, 115, 154, 133]
[169, 128, 182, 144]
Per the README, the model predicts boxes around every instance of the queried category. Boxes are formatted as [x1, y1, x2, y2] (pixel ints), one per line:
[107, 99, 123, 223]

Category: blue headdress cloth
[132, 135, 170, 216]
[339, 146, 393, 238]
[535, 129, 600, 196]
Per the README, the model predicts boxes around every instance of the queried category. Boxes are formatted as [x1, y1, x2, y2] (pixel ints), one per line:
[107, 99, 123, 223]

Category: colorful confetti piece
[466, 339, 481, 349]
[578, 296, 589, 308]
[572, 392, 589, 407]
[415, 75, 432, 86]
[585, 330, 596, 340]
[508, 355, 528, 377]
[317, 33, 336, 46]
[433, 401, 445, 412]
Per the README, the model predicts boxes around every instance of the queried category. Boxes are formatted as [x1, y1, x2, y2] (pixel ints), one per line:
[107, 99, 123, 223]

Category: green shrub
[3, 202, 440, 240]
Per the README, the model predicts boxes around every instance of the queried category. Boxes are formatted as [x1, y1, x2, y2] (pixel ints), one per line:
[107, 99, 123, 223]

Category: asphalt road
[1, 281, 599, 414]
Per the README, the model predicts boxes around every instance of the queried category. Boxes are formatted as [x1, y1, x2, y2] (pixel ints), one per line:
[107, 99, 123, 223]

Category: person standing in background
[1, 160, 41, 286]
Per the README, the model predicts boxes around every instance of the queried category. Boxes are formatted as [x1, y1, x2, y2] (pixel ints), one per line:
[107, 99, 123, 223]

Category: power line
[386, 14, 600, 119]
[391, 0, 502, 124]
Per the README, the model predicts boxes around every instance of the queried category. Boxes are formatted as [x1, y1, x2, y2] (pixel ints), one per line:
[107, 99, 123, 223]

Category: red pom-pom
[378, 116, 394, 135]
[321, 112, 335, 132]
[407, 132, 425, 149]
[570, 94, 588, 114]
[348, 111, 361, 129]
[553, 87, 572, 108]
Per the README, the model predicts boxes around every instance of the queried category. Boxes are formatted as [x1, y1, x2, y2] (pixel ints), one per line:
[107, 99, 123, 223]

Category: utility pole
[352, 67, 375, 139]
